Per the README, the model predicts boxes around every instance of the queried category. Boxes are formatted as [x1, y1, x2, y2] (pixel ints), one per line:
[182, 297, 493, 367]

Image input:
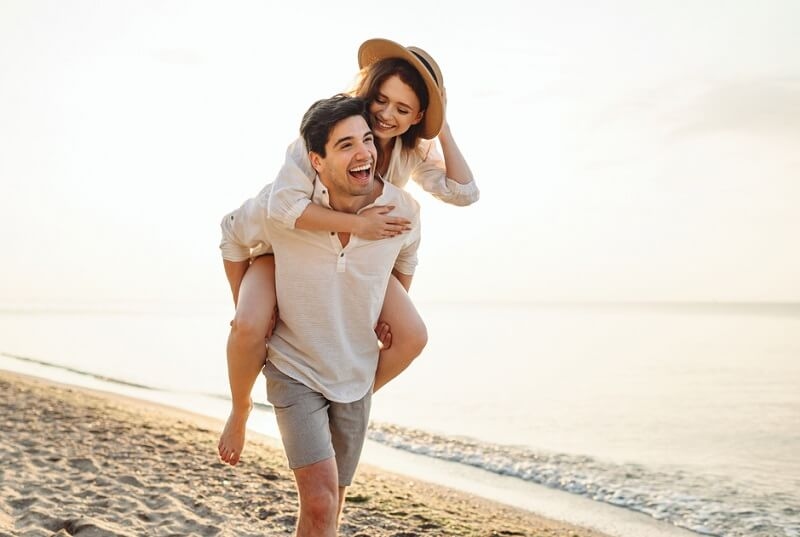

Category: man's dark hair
[300, 94, 371, 157]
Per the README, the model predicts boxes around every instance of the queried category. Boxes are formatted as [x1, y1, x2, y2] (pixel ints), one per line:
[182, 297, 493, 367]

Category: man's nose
[354, 141, 372, 159]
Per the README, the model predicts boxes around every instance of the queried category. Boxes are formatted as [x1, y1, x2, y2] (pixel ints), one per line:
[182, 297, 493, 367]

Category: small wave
[2, 352, 156, 390]
[0, 352, 236, 405]
[368, 422, 800, 537]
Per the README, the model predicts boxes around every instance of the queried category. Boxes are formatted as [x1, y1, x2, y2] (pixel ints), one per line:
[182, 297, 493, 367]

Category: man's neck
[326, 179, 384, 214]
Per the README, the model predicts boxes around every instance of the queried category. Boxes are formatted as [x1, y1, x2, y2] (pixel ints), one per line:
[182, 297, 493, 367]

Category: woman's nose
[376, 105, 393, 118]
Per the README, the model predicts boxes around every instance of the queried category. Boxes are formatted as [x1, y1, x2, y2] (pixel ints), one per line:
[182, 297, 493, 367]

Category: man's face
[311, 115, 378, 198]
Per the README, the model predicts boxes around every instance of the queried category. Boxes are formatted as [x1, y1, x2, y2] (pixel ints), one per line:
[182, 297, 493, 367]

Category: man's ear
[411, 110, 424, 126]
[309, 151, 323, 173]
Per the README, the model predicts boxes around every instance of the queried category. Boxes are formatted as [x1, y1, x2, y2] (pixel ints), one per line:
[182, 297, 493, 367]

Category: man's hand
[356, 205, 411, 240]
[266, 305, 279, 340]
[375, 321, 392, 350]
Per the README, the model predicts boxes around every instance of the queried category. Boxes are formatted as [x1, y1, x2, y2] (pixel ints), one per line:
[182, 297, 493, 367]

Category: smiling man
[220, 94, 421, 536]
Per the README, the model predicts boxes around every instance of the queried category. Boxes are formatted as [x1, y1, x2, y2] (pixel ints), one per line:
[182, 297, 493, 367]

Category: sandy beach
[0, 370, 608, 537]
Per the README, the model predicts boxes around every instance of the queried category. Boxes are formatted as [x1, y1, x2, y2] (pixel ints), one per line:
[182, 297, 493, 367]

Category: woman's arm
[406, 90, 479, 206]
[269, 138, 411, 238]
[409, 138, 480, 206]
[437, 87, 473, 184]
[296, 203, 411, 239]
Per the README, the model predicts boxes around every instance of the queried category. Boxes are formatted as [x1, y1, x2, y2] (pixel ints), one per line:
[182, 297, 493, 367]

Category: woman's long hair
[350, 58, 430, 151]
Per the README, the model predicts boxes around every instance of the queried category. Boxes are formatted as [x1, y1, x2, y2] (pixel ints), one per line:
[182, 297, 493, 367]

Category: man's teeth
[350, 163, 371, 172]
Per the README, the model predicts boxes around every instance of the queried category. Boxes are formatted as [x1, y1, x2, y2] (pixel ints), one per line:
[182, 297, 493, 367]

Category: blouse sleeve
[219, 185, 273, 261]
[409, 140, 480, 207]
[266, 137, 316, 229]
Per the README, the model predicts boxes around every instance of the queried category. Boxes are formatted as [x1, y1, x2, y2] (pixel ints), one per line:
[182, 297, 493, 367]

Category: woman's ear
[412, 110, 424, 126]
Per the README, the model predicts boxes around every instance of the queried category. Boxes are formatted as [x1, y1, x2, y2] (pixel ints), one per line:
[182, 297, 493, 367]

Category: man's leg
[293, 458, 340, 537]
[219, 255, 277, 465]
[329, 390, 372, 525]
[264, 362, 341, 534]
[337, 486, 347, 524]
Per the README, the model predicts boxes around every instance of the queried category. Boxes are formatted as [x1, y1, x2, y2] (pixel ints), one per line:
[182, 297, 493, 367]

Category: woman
[218, 38, 478, 465]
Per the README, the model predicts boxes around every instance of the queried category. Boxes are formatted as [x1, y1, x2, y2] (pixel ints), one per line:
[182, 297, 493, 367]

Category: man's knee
[301, 485, 339, 527]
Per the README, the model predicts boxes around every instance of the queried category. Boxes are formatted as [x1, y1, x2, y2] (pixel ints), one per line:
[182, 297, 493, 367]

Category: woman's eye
[398, 109, 409, 115]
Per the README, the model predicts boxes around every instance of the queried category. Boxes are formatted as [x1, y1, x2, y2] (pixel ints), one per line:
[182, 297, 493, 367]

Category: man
[220, 94, 421, 536]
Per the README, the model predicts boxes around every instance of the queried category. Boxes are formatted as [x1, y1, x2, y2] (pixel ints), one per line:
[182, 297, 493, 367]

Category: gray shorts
[264, 361, 371, 487]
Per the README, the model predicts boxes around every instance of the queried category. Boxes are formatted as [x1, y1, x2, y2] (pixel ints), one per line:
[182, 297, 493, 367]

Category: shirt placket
[328, 231, 348, 273]
[318, 184, 365, 273]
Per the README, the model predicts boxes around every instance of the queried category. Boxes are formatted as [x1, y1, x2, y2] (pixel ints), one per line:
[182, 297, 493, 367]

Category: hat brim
[358, 38, 443, 140]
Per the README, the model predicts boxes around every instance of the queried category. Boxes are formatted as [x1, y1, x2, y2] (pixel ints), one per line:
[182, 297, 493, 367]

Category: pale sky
[1, 0, 799, 305]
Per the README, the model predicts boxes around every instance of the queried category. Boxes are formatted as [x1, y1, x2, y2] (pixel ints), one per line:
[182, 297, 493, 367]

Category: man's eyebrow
[332, 135, 355, 147]
[333, 130, 373, 147]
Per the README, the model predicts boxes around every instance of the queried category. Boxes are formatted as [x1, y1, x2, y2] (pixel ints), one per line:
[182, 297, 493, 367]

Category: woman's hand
[355, 205, 411, 240]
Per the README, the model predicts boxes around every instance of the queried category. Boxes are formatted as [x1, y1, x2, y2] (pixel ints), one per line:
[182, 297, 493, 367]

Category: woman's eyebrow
[377, 92, 413, 110]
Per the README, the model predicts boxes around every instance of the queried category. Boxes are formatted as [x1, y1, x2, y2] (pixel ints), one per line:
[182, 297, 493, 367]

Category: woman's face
[369, 75, 424, 141]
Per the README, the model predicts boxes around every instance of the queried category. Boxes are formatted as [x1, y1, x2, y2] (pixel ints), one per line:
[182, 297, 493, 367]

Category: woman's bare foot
[217, 399, 253, 466]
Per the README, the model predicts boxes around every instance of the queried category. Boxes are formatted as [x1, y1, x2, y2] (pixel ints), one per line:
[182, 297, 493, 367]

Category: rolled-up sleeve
[410, 140, 480, 207]
[267, 138, 316, 229]
[393, 203, 421, 276]
[219, 186, 273, 261]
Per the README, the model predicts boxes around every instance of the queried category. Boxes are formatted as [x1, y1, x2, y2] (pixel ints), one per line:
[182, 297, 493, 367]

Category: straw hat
[358, 38, 444, 139]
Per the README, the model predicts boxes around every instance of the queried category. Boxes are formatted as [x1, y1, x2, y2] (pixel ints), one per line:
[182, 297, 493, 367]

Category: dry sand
[0, 370, 608, 537]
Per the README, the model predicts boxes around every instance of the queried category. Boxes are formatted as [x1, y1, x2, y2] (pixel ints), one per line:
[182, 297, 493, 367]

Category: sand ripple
[0, 372, 605, 536]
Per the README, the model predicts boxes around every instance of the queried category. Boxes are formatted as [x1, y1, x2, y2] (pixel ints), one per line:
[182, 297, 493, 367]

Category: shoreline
[1, 369, 608, 536]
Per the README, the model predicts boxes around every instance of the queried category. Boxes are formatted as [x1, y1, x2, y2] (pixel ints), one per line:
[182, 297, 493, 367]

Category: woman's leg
[218, 255, 276, 465]
[372, 276, 428, 392]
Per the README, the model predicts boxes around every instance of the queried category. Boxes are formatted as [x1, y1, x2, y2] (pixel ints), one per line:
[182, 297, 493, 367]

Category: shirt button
[330, 232, 335, 236]
[322, 190, 327, 194]
[340, 253, 344, 257]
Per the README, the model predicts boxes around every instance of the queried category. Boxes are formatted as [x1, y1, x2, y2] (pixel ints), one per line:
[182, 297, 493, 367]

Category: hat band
[410, 51, 439, 87]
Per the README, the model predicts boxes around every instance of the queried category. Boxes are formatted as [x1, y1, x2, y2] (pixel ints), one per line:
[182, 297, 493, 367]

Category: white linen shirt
[267, 137, 479, 229]
[219, 178, 421, 403]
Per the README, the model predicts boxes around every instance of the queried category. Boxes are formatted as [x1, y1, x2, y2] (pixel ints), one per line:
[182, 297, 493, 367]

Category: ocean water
[1, 301, 799, 537]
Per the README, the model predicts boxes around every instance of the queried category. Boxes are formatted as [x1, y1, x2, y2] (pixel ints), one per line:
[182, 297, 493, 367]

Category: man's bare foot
[218, 400, 253, 466]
